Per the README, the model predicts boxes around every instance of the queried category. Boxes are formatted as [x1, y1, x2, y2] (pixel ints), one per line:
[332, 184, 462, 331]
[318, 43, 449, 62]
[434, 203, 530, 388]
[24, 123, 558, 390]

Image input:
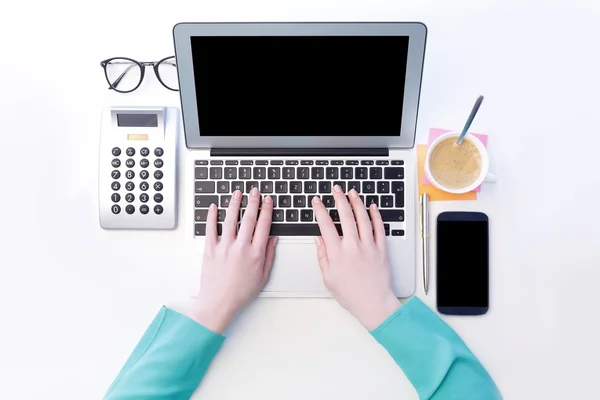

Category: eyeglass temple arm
[111, 64, 137, 89]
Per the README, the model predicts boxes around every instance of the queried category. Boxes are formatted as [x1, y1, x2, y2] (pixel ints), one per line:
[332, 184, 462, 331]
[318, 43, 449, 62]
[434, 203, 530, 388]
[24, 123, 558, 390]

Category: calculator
[99, 106, 178, 229]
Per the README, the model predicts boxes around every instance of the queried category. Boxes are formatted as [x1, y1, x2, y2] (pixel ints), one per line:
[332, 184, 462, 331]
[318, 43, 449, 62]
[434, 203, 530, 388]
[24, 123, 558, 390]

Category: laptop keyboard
[194, 159, 405, 237]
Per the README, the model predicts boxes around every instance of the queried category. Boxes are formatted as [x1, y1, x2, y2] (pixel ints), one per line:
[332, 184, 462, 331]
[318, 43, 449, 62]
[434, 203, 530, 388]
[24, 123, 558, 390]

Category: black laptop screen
[190, 36, 409, 137]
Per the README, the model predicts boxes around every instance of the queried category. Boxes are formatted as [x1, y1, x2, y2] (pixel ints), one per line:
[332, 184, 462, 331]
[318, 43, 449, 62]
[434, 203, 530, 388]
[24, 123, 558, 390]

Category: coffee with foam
[429, 137, 482, 189]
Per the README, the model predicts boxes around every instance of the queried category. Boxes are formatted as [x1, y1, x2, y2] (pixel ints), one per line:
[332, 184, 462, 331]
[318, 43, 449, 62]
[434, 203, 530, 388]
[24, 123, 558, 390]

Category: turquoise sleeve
[371, 297, 502, 399]
[104, 306, 225, 400]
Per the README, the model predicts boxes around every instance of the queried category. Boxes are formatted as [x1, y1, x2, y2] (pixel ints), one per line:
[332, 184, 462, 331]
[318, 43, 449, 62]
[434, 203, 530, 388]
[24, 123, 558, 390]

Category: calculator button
[125, 205, 135, 214]
[140, 193, 149, 203]
[126, 147, 135, 156]
[154, 159, 164, 168]
[154, 193, 163, 203]
[140, 181, 149, 191]
[111, 193, 120, 202]
[154, 205, 163, 215]
[125, 170, 135, 179]
[111, 159, 121, 168]
[140, 159, 150, 168]
[111, 147, 121, 156]
[140, 170, 149, 180]
[154, 182, 163, 191]
[140, 205, 149, 215]
[125, 159, 135, 168]
[111, 170, 120, 179]
[111, 181, 120, 191]
[111, 204, 121, 214]
[140, 147, 150, 157]
[125, 181, 135, 191]
[154, 147, 164, 157]
[154, 170, 163, 180]
[125, 193, 135, 203]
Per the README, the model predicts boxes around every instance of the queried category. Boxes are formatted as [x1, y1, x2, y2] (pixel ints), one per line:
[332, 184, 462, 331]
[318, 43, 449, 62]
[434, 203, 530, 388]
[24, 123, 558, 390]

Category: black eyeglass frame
[99, 56, 178, 93]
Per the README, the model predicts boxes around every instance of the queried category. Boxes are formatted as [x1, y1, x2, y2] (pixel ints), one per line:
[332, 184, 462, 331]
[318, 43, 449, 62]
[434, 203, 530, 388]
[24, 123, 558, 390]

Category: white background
[1, 0, 599, 398]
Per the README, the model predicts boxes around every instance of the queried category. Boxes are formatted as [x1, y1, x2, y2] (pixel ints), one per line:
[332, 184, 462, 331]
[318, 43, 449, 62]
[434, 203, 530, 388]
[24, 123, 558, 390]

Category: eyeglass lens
[105, 58, 143, 92]
[157, 58, 179, 91]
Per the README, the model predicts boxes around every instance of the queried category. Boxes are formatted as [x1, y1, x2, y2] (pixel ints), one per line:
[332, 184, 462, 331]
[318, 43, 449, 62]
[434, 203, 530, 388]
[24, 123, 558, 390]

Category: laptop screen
[191, 36, 409, 137]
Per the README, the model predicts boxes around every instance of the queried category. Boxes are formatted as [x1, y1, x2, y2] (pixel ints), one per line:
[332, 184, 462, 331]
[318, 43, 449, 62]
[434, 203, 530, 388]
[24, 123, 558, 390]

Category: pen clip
[419, 194, 424, 233]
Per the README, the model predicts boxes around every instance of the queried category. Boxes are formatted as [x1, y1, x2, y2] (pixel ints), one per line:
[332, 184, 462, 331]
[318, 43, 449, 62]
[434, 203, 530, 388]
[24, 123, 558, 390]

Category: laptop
[174, 22, 427, 297]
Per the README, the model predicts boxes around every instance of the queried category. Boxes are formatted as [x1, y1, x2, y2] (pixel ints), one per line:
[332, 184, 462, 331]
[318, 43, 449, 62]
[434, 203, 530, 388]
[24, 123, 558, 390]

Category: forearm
[371, 297, 501, 399]
[105, 306, 224, 400]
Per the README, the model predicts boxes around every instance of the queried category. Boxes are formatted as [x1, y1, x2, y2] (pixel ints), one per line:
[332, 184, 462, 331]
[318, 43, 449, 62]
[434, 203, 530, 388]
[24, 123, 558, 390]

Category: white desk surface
[1, 1, 599, 398]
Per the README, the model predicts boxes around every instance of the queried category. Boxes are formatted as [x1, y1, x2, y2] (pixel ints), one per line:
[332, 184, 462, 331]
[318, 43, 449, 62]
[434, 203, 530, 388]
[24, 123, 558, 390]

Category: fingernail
[333, 184, 343, 193]
[312, 196, 321, 204]
[349, 189, 358, 198]
[264, 195, 272, 204]
[371, 203, 378, 210]
[314, 237, 321, 247]
[233, 190, 241, 200]
[210, 203, 216, 211]
[251, 187, 259, 197]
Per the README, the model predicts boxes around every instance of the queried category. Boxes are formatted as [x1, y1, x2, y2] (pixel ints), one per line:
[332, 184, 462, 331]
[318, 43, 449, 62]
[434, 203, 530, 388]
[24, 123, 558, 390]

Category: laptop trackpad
[262, 239, 329, 296]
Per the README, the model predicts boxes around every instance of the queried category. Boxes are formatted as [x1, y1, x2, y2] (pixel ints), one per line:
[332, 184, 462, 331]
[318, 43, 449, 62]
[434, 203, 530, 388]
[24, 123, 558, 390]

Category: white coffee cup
[424, 131, 497, 194]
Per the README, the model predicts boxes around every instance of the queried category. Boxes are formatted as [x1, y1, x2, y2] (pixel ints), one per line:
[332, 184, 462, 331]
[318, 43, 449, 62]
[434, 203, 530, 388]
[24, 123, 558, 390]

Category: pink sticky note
[422, 128, 489, 192]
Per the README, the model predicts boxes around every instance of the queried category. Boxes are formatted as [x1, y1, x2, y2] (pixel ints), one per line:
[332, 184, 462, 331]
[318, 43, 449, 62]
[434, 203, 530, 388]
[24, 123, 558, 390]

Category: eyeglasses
[100, 56, 179, 93]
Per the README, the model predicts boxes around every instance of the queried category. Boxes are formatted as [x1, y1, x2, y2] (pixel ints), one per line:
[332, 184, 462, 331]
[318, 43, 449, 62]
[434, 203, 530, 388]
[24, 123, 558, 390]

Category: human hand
[187, 188, 278, 334]
[312, 185, 400, 331]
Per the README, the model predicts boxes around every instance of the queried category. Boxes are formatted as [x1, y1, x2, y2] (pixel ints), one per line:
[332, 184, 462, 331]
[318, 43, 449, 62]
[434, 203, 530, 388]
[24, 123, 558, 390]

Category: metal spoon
[457, 95, 484, 145]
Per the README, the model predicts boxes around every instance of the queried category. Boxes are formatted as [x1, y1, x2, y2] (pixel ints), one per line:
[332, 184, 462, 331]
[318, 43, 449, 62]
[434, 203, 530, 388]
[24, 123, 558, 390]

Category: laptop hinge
[210, 148, 389, 157]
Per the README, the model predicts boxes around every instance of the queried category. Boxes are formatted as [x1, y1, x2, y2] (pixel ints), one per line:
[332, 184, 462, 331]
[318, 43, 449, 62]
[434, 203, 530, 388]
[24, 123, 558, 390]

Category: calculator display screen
[117, 113, 158, 128]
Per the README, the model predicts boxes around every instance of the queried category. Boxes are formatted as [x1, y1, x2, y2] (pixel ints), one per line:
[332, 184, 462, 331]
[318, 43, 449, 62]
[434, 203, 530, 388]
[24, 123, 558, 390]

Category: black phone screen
[437, 214, 489, 314]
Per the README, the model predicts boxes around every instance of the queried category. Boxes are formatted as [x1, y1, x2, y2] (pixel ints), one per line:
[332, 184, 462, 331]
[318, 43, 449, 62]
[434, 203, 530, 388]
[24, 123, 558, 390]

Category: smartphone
[436, 212, 489, 315]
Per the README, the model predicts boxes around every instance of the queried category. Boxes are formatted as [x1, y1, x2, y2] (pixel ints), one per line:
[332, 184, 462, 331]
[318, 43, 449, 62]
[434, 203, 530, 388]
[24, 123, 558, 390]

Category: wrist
[186, 302, 236, 335]
[359, 294, 401, 331]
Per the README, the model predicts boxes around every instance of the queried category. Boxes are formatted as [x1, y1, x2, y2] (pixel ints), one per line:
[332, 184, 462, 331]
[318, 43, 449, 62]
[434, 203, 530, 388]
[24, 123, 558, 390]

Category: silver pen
[420, 193, 430, 295]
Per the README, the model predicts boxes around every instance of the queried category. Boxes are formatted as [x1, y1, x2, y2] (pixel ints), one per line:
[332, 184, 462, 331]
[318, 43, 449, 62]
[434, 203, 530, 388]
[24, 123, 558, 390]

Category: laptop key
[217, 181, 229, 193]
[246, 181, 259, 193]
[361, 160, 374, 165]
[333, 181, 346, 192]
[329, 210, 340, 222]
[366, 196, 378, 207]
[326, 167, 338, 179]
[232, 181, 244, 193]
[285, 160, 299, 165]
[275, 181, 288, 193]
[283, 167, 295, 179]
[241, 195, 248, 207]
[331, 160, 343, 165]
[307, 195, 320, 205]
[319, 181, 331, 194]
[392, 229, 405, 236]
[311, 167, 324, 179]
[210, 167, 222, 179]
[356, 167, 368, 179]
[279, 195, 291, 208]
[253, 167, 266, 179]
[271, 160, 283, 165]
[301, 160, 314, 165]
[381, 196, 394, 208]
[316, 160, 328, 165]
[220, 195, 232, 208]
[195, 223, 223, 236]
[240, 167, 251, 179]
[218, 209, 227, 222]
[290, 181, 302, 193]
[304, 181, 317, 193]
[376, 160, 389, 165]
[392, 181, 404, 207]
[380, 210, 404, 222]
[377, 181, 390, 193]
[195, 167, 208, 180]
[195, 181, 215, 193]
[260, 181, 273, 193]
[384, 167, 404, 179]
[301, 209, 313, 221]
[268, 223, 342, 236]
[363, 181, 375, 193]
[272, 209, 284, 222]
[210, 160, 223, 165]
[286, 209, 299, 222]
[293, 195, 306, 208]
[224, 167, 237, 179]
[391, 160, 404, 165]
[370, 167, 382, 179]
[240, 160, 253, 165]
[195, 209, 208, 222]
[348, 181, 360, 193]
[256, 160, 268, 165]
[322, 195, 335, 208]
[195, 195, 218, 208]
[268, 167, 281, 179]
[346, 160, 359, 165]
[341, 167, 353, 179]
[225, 160, 238, 165]
[297, 167, 310, 180]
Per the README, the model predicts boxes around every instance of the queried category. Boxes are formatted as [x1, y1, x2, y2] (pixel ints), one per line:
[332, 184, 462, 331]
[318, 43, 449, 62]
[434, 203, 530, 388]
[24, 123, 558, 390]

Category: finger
[312, 195, 341, 248]
[261, 236, 279, 284]
[222, 190, 242, 242]
[332, 184, 359, 240]
[238, 187, 261, 242]
[204, 203, 219, 251]
[253, 195, 274, 247]
[314, 236, 330, 272]
[370, 203, 388, 252]
[348, 189, 373, 242]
